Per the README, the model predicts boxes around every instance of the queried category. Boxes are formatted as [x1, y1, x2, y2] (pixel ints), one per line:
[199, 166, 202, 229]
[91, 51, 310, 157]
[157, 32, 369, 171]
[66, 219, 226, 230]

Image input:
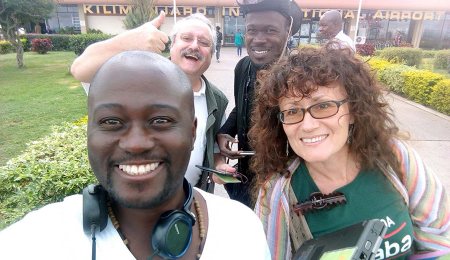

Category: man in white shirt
[71, 13, 228, 192]
[0, 51, 271, 260]
[318, 10, 356, 52]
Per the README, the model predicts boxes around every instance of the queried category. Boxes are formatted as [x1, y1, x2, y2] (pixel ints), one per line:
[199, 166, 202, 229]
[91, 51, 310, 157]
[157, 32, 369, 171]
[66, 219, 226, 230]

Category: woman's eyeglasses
[278, 99, 348, 125]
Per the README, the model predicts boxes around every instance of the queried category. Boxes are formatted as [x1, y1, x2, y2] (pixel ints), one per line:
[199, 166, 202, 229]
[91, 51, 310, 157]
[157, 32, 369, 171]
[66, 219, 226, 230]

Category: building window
[298, 17, 319, 44]
[386, 20, 410, 42]
[223, 15, 245, 45]
[47, 4, 80, 33]
[420, 12, 450, 49]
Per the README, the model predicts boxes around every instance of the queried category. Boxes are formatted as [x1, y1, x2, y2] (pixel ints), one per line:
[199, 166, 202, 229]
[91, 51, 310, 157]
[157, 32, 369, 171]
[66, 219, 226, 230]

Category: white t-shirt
[185, 79, 226, 186]
[186, 79, 208, 186]
[0, 189, 271, 260]
[333, 30, 356, 52]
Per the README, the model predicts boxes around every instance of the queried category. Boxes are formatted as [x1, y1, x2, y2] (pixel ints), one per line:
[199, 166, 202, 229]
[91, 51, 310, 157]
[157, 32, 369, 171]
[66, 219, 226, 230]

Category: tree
[0, 0, 54, 68]
[123, 0, 156, 29]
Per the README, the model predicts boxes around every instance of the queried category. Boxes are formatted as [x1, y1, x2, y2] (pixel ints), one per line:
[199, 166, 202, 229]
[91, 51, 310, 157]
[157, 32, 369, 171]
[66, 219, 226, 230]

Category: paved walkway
[205, 47, 450, 197]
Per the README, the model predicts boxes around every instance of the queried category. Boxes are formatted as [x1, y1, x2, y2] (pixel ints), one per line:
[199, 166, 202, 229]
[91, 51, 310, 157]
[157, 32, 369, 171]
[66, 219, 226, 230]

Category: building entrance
[223, 15, 245, 46]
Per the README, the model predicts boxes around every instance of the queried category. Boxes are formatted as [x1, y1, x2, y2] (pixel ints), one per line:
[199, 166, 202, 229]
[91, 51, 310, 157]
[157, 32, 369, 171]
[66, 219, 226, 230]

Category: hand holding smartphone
[238, 151, 255, 156]
[195, 165, 241, 183]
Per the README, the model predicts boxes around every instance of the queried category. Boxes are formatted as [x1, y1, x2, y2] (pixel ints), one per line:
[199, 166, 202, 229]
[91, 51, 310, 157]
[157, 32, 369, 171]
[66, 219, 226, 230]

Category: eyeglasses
[179, 34, 212, 48]
[278, 98, 348, 125]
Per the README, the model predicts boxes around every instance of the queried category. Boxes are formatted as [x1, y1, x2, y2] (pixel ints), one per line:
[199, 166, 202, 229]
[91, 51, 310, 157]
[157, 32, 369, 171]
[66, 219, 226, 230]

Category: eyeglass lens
[179, 34, 212, 48]
[279, 100, 347, 124]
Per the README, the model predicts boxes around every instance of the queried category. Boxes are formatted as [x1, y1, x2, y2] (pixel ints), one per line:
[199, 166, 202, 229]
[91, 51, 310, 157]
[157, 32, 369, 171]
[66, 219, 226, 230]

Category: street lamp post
[354, 0, 363, 42]
[173, 0, 177, 23]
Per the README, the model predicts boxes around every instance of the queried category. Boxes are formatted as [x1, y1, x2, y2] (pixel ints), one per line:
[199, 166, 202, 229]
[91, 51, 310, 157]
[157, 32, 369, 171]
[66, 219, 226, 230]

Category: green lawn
[0, 52, 87, 165]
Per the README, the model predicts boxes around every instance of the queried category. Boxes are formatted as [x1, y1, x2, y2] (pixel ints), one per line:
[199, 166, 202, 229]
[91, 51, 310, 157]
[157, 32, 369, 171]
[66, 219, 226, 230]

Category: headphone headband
[182, 178, 196, 225]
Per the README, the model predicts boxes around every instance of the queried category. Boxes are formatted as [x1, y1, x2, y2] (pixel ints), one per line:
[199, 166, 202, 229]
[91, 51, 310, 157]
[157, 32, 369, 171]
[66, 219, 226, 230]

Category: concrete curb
[388, 93, 450, 122]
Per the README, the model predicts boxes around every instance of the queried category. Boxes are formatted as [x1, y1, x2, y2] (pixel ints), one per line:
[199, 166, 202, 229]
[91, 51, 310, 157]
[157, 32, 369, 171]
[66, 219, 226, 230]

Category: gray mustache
[181, 49, 204, 61]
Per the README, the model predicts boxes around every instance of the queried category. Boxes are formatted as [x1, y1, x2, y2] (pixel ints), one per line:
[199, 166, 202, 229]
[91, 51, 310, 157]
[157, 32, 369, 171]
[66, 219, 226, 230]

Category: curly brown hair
[248, 45, 401, 188]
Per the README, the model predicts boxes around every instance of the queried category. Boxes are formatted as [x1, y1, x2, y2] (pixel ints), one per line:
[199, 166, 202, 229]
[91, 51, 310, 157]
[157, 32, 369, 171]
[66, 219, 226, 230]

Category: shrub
[0, 39, 27, 54]
[422, 50, 437, 58]
[87, 28, 104, 34]
[0, 40, 14, 54]
[58, 26, 79, 35]
[433, 49, 450, 70]
[429, 79, 450, 115]
[69, 33, 112, 55]
[356, 43, 375, 56]
[398, 42, 413, 48]
[24, 34, 73, 51]
[377, 47, 423, 67]
[402, 70, 444, 105]
[0, 121, 95, 229]
[366, 57, 393, 71]
[31, 38, 52, 54]
[366, 57, 394, 81]
[20, 38, 27, 49]
[379, 64, 415, 94]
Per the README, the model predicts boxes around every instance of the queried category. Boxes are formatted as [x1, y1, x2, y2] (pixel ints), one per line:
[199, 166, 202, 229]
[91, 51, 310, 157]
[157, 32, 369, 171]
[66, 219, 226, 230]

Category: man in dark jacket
[215, 0, 301, 207]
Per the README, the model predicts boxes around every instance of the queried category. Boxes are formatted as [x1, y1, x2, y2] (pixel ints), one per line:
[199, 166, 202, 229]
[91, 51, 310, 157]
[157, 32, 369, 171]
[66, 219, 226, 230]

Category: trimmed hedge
[0, 120, 95, 229]
[69, 33, 112, 55]
[22, 33, 113, 54]
[367, 56, 449, 115]
[377, 47, 423, 67]
[378, 64, 414, 93]
[433, 50, 450, 70]
[422, 50, 437, 58]
[366, 57, 394, 81]
[429, 79, 450, 114]
[402, 70, 444, 105]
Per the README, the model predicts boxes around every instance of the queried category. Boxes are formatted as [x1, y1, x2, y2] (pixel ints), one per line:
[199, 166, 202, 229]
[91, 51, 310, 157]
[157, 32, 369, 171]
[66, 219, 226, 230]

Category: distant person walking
[394, 30, 403, 46]
[234, 29, 244, 57]
[216, 26, 223, 62]
[318, 10, 355, 52]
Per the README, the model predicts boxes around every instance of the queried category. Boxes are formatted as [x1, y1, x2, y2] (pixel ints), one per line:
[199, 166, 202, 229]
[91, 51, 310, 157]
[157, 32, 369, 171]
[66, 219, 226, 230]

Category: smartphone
[238, 151, 255, 156]
[293, 219, 387, 260]
[195, 165, 241, 183]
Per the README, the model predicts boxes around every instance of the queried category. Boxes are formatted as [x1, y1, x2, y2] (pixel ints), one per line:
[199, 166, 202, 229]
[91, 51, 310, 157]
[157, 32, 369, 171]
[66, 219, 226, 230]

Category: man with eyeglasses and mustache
[215, 0, 302, 208]
[71, 12, 228, 193]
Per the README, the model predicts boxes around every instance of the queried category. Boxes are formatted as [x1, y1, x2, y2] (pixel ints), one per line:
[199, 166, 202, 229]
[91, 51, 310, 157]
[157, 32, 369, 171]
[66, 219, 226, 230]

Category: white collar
[193, 78, 206, 97]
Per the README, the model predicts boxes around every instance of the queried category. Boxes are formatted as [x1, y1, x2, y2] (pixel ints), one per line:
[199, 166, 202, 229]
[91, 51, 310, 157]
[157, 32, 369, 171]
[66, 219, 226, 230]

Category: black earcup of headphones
[151, 179, 196, 259]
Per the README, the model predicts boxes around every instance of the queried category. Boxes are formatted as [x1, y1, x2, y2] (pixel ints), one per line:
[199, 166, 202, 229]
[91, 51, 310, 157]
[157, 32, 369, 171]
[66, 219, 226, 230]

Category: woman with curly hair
[248, 46, 450, 259]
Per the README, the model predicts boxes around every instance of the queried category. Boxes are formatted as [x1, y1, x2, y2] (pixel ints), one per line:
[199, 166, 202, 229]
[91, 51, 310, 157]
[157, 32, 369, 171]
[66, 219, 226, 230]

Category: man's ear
[191, 117, 197, 151]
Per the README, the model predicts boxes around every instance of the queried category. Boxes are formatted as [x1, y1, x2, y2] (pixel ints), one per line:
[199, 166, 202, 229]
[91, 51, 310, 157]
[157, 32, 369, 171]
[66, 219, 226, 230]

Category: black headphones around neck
[83, 179, 196, 260]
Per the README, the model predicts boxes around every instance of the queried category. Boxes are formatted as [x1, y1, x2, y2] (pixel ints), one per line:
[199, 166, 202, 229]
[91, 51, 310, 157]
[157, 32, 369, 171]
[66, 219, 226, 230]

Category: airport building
[46, 0, 449, 49]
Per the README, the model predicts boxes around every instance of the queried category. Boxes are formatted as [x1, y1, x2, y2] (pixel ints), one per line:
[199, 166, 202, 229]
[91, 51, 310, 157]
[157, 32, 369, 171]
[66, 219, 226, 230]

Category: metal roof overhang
[55, 0, 450, 12]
